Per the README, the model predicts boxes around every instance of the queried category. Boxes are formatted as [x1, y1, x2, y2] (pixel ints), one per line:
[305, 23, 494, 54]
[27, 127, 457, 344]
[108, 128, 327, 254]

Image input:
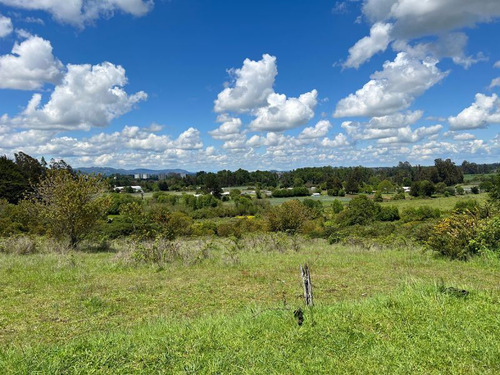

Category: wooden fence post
[300, 264, 313, 306]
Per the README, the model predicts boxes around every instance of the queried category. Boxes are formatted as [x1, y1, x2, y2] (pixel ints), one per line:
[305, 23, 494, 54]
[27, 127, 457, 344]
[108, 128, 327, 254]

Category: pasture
[1, 237, 499, 373]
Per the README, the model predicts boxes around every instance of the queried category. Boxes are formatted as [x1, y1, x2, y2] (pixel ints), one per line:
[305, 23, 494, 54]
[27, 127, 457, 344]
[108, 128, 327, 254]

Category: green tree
[0, 156, 29, 203]
[26, 170, 111, 247]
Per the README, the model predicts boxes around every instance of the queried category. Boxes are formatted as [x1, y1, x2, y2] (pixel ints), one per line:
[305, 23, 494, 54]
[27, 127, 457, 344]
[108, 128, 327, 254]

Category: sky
[0, 0, 500, 172]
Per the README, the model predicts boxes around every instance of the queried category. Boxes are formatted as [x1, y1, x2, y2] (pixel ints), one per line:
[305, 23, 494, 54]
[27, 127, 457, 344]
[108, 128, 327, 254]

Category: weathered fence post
[300, 264, 313, 306]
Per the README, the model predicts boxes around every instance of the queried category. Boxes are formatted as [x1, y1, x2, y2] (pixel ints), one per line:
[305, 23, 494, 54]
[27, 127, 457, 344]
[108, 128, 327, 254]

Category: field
[380, 193, 489, 211]
[1, 237, 499, 373]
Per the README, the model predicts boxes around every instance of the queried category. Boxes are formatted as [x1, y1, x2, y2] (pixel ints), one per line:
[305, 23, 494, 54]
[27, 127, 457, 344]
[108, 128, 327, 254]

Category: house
[311, 192, 321, 197]
[403, 186, 411, 193]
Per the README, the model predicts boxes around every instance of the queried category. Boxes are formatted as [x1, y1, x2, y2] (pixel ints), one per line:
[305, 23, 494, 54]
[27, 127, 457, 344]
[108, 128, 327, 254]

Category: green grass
[464, 173, 496, 182]
[380, 193, 489, 211]
[1, 237, 499, 373]
[268, 195, 351, 206]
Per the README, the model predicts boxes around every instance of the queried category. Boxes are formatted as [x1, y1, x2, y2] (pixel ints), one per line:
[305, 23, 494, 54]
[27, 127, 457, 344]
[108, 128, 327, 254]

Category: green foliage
[471, 186, 479, 194]
[107, 193, 141, 215]
[456, 186, 465, 195]
[266, 200, 312, 233]
[410, 180, 435, 197]
[301, 198, 323, 217]
[377, 205, 400, 222]
[25, 170, 111, 246]
[0, 156, 29, 204]
[377, 179, 394, 193]
[272, 187, 309, 198]
[427, 212, 481, 259]
[373, 191, 383, 202]
[401, 206, 441, 223]
[331, 199, 344, 214]
[471, 217, 500, 254]
[392, 191, 405, 200]
[337, 195, 380, 226]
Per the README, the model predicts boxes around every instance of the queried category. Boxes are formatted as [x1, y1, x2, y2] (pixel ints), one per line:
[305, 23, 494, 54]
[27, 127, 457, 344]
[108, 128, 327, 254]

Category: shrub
[107, 193, 141, 215]
[266, 200, 312, 233]
[473, 217, 500, 253]
[331, 199, 344, 214]
[302, 198, 323, 217]
[471, 186, 479, 194]
[401, 206, 441, 222]
[427, 213, 481, 259]
[373, 191, 383, 202]
[453, 199, 480, 214]
[456, 186, 465, 195]
[338, 189, 346, 197]
[337, 195, 380, 226]
[377, 206, 400, 222]
[392, 191, 405, 200]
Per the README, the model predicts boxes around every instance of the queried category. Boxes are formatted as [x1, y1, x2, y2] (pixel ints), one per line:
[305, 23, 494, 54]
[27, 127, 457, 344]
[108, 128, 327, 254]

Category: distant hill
[77, 167, 193, 176]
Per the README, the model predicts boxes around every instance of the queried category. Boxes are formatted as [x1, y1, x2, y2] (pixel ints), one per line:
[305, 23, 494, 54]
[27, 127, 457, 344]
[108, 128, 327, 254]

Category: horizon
[1, 1, 500, 170]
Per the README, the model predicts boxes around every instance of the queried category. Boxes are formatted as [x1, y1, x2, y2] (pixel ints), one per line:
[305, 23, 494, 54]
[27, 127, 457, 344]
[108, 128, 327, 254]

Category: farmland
[1, 238, 500, 373]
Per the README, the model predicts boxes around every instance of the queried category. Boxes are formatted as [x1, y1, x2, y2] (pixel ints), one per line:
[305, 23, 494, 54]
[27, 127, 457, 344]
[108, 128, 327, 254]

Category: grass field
[380, 193, 489, 211]
[1, 237, 499, 373]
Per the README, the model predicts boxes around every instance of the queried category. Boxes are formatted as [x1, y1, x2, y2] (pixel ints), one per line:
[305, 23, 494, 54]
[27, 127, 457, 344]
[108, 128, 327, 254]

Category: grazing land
[1, 238, 500, 373]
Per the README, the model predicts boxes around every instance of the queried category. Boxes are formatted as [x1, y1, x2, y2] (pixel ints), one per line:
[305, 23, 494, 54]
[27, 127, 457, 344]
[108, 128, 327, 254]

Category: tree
[0, 156, 29, 203]
[27, 170, 111, 247]
[377, 180, 394, 193]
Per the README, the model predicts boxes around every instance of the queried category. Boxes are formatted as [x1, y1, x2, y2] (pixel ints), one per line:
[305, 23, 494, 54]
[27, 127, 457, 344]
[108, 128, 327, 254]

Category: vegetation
[0, 152, 499, 373]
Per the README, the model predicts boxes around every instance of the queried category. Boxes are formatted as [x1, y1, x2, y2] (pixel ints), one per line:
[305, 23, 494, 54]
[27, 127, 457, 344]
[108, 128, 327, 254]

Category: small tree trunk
[300, 264, 313, 306]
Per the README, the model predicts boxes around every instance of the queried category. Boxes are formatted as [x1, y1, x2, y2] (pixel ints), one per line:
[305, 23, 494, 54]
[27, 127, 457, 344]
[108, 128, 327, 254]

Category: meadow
[1, 236, 499, 373]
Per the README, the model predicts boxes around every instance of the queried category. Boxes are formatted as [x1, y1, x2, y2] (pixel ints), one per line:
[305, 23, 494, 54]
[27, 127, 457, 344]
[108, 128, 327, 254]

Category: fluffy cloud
[214, 54, 318, 132]
[495, 61, 500, 68]
[2, 62, 147, 130]
[320, 133, 350, 148]
[214, 54, 277, 113]
[0, 36, 64, 90]
[367, 110, 422, 129]
[362, 0, 500, 39]
[299, 120, 332, 139]
[208, 115, 243, 140]
[335, 53, 447, 117]
[344, 22, 393, 69]
[448, 93, 500, 130]
[393, 33, 485, 69]
[344, 0, 500, 69]
[0, 13, 13, 37]
[249, 90, 318, 132]
[0, 0, 153, 27]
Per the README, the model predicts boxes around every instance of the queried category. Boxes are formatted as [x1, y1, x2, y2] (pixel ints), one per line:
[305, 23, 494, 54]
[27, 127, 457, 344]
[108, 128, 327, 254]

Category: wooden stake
[300, 264, 313, 306]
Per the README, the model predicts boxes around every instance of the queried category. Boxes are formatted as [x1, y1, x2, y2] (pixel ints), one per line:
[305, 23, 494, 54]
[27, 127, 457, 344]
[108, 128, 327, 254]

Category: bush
[392, 191, 405, 201]
[337, 195, 380, 226]
[472, 217, 500, 253]
[401, 206, 441, 223]
[456, 186, 465, 195]
[427, 213, 481, 259]
[107, 193, 141, 215]
[377, 206, 400, 222]
[373, 191, 383, 202]
[471, 186, 479, 194]
[266, 200, 312, 233]
[453, 199, 480, 215]
[331, 199, 344, 214]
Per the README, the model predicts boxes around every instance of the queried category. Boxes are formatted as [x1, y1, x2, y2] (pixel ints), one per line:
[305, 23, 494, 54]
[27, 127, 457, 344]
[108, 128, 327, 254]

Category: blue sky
[0, 0, 499, 171]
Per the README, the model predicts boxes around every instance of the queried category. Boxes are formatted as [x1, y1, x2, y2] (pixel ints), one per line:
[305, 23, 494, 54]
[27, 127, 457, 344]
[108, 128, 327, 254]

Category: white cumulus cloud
[2, 62, 147, 130]
[448, 93, 500, 130]
[334, 52, 447, 117]
[0, 36, 64, 90]
[344, 22, 393, 69]
[249, 90, 318, 132]
[214, 54, 277, 113]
